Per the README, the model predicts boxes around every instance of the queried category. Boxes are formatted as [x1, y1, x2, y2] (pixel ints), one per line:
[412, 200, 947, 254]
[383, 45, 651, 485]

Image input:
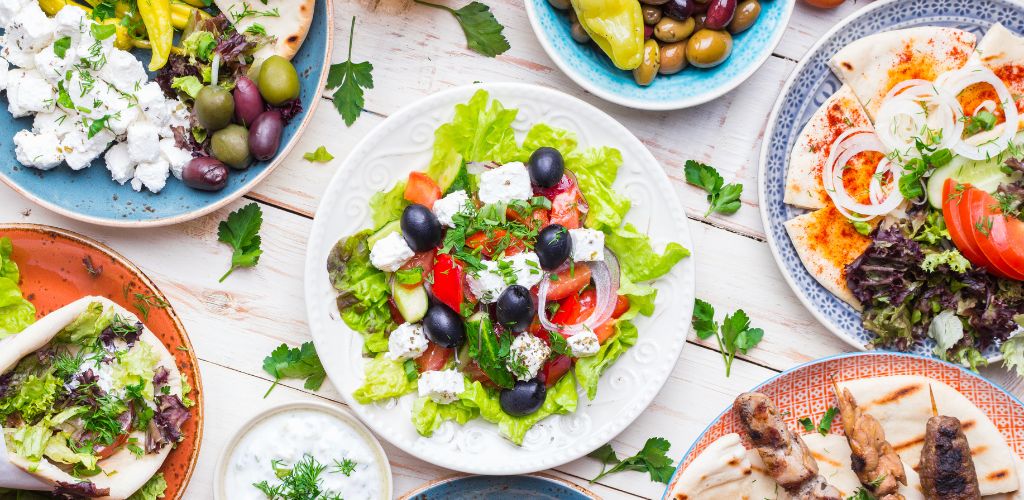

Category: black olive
[499, 378, 546, 416]
[528, 147, 565, 188]
[535, 224, 572, 271]
[496, 285, 535, 333]
[423, 302, 466, 348]
[663, 0, 695, 20]
[401, 204, 443, 252]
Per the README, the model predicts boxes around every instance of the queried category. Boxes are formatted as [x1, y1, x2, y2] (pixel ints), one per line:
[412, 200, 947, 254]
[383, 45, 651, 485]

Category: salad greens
[0, 237, 36, 339]
[128, 474, 168, 500]
[304, 146, 335, 163]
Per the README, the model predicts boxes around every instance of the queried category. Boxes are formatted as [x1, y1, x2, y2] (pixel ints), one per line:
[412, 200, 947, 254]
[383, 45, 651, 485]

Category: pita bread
[829, 27, 976, 121]
[0, 296, 183, 499]
[783, 206, 876, 309]
[671, 433, 776, 500]
[839, 375, 1020, 496]
[785, 85, 874, 210]
[965, 23, 1024, 134]
[215, 0, 314, 61]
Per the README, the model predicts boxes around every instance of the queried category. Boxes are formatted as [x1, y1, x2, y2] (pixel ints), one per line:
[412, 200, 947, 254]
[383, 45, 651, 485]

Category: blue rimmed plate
[0, 0, 332, 227]
[758, 0, 1024, 359]
[400, 474, 598, 500]
[524, 0, 794, 110]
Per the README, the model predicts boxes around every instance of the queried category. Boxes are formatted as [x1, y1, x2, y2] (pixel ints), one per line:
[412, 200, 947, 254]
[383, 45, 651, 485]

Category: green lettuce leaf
[1001, 334, 1024, 377]
[571, 147, 631, 232]
[352, 355, 418, 404]
[411, 397, 478, 437]
[6, 420, 49, 462]
[55, 302, 113, 345]
[518, 123, 579, 161]
[426, 89, 520, 191]
[0, 372, 62, 423]
[618, 274, 657, 318]
[327, 230, 395, 343]
[605, 224, 690, 283]
[44, 433, 98, 471]
[112, 342, 161, 400]
[369, 182, 408, 230]
[0, 237, 35, 339]
[128, 473, 168, 500]
[575, 320, 639, 400]
[458, 375, 577, 445]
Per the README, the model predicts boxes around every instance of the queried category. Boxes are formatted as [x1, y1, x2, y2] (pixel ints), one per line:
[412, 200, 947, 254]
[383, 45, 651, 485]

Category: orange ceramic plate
[0, 223, 203, 498]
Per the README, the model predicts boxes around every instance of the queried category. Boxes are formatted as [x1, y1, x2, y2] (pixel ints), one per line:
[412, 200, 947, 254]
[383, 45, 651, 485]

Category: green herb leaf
[548, 331, 570, 357]
[684, 160, 744, 216]
[261, 342, 327, 397]
[590, 437, 675, 484]
[817, 407, 838, 435]
[53, 36, 71, 58]
[245, 23, 268, 36]
[90, 23, 117, 41]
[217, 203, 263, 282]
[798, 417, 815, 432]
[303, 146, 335, 163]
[691, 299, 765, 376]
[327, 17, 374, 126]
[91, 0, 117, 21]
[415, 1, 510, 57]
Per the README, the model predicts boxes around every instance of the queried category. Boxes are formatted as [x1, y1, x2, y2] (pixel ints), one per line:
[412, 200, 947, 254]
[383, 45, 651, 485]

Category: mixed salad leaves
[0, 238, 35, 340]
[327, 90, 689, 444]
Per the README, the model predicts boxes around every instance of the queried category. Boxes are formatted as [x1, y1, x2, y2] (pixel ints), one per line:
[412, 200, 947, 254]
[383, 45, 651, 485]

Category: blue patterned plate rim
[399, 473, 598, 499]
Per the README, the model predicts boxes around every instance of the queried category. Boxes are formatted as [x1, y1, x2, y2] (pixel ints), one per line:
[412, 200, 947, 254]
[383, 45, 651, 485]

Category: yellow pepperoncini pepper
[136, 0, 173, 71]
[170, 1, 208, 30]
[177, 0, 209, 7]
[38, 0, 90, 16]
[569, 0, 644, 71]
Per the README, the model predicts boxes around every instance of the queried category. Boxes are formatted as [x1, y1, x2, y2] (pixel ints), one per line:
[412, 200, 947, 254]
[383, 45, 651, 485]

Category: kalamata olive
[535, 224, 572, 270]
[248, 111, 283, 161]
[528, 147, 565, 188]
[662, 0, 695, 20]
[195, 85, 234, 132]
[233, 76, 265, 127]
[499, 378, 546, 416]
[659, 41, 688, 75]
[401, 204, 443, 252]
[633, 39, 660, 86]
[642, 4, 662, 25]
[258, 55, 300, 106]
[686, 29, 733, 68]
[547, 0, 570, 9]
[704, 0, 737, 30]
[729, 0, 761, 34]
[211, 124, 252, 169]
[496, 285, 535, 333]
[694, 14, 707, 31]
[654, 16, 695, 43]
[641, 0, 669, 5]
[181, 157, 228, 191]
[423, 303, 466, 348]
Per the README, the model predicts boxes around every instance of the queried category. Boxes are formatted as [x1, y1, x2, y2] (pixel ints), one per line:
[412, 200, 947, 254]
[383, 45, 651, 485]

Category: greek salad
[326, 90, 689, 444]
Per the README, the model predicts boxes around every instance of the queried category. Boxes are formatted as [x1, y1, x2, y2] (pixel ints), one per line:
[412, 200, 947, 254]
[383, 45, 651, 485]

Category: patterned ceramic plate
[0, 223, 203, 498]
[758, 0, 1024, 359]
[304, 83, 696, 474]
[399, 474, 598, 500]
[0, 2, 332, 227]
[524, 0, 794, 110]
[662, 352, 1024, 498]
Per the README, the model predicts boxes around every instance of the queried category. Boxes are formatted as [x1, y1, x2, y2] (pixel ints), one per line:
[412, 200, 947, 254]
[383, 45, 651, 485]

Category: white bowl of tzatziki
[215, 401, 392, 500]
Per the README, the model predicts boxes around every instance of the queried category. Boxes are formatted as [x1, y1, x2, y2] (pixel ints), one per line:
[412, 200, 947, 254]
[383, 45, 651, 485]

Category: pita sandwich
[829, 27, 977, 121]
[0, 296, 189, 499]
[964, 23, 1024, 134]
[215, 0, 315, 61]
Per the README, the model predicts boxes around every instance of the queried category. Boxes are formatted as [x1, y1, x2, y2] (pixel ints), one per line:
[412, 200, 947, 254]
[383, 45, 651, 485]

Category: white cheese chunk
[369, 232, 414, 272]
[507, 252, 544, 289]
[478, 162, 532, 204]
[7, 69, 54, 118]
[104, 142, 135, 185]
[100, 50, 147, 95]
[131, 158, 170, 193]
[385, 323, 429, 361]
[109, 105, 142, 136]
[466, 252, 544, 304]
[508, 333, 550, 381]
[136, 82, 173, 129]
[0, 56, 9, 92]
[63, 127, 114, 171]
[466, 261, 507, 304]
[569, 228, 605, 262]
[0, 0, 31, 27]
[52, 6, 87, 40]
[127, 122, 161, 163]
[33, 41, 73, 83]
[567, 329, 600, 358]
[159, 138, 192, 180]
[13, 129, 62, 170]
[432, 189, 473, 228]
[32, 110, 72, 138]
[4, 3, 54, 54]
[417, 369, 464, 404]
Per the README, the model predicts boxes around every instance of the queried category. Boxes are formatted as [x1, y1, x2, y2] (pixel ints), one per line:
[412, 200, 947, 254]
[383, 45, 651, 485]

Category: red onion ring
[536, 250, 620, 336]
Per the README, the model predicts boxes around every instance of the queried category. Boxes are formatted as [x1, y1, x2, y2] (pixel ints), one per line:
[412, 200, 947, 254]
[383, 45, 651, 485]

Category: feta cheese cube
[7, 69, 55, 118]
[63, 127, 114, 170]
[32, 110, 72, 137]
[385, 323, 429, 361]
[104, 142, 135, 184]
[466, 261, 507, 304]
[4, 3, 54, 53]
[569, 228, 605, 262]
[52, 5, 87, 39]
[432, 190, 473, 228]
[127, 122, 161, 163]
[507, 252, 544, 289]
[508, 333, 550, 381]
[109, 105, 141, 136]
[13, 129, 62, 170]
[33, 41, 74, 83]
[100, 50, 147, 95]
[417, 369, 465, 404]
[478, 162, 532, 205]
[0, 0, 31, 26]
[159, 138, 192, 180]
[131, 158, 170, 193]
[136, 83, 172, 129]
[567, 329, 600, 358]
[0, 56, 9, 92]
[369, 232, 414, 272]
[466, 252, 544, 304]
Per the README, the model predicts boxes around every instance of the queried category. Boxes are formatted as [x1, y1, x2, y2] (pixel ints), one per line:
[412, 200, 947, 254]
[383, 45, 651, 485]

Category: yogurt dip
[224, 407, 387, 499]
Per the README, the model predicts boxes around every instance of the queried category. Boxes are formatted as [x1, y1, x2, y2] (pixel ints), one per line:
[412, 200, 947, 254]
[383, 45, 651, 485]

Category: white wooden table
[2, 1, 1022, 498]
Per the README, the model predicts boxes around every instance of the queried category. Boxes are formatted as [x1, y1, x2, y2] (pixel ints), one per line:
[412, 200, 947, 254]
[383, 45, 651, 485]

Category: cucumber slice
[927, 156, 1015, 209]
[393, 283, 428, 323]
[367, 220, 401, 248]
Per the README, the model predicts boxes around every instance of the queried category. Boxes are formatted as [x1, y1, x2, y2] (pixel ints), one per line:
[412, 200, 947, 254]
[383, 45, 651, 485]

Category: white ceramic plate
[304, 83, 696, 474]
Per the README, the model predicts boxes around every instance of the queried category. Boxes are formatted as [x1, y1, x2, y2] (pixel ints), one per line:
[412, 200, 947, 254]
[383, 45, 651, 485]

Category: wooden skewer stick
[928, 384, 938, 417]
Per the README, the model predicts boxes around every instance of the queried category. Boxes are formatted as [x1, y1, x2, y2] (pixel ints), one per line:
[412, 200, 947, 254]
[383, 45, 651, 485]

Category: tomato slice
[465, 230, 526, 258]
[943, 179, 990, 267]
[539, 354, 572, 387]
[1001, 216, 1024, 273]
[404, 172, 442, 209]
[397, 249, 436, 288]
[963, 189, 1024, 280]
[507, 206, 550, 229]
[544, 264, 591, 301]
[416, 342, 453, 372]
[550, 188, 583, 229]
[431, 254, 464, 312]
[611, 295, 630, 319]
[594, 321, 617, 344]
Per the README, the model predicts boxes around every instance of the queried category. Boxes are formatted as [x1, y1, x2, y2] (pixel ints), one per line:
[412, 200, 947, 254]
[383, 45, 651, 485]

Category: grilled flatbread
[829, 27, 976, 121]
[783, 206, 876, 309]
[670, 433, 776, 500]
[966, 23, 1024, 134]
[215, 0, 315, 61]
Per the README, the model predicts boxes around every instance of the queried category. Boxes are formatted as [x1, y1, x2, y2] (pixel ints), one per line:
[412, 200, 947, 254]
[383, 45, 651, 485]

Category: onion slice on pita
[822, 128, 904, 221]
[875, 79, 963, 156]
[936, 65, 1021, 161]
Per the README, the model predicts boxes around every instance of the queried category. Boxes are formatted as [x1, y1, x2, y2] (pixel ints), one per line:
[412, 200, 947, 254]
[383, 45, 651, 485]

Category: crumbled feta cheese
[369, 232, 414, 272]
[32, 110, 72, 137]
[131, 158, 170, 193]
[52, 5, 86, 38]
[466, 252, 544, 303]
[6, 69, 55, 118]
[4, 3, 54, 53]
[100, 50, 147, 95]
[104, 142, 135, 184]
[466, 262, 507, 304]
[385, 323, 429, 361]
[478, 162, 532, 205]
[136, 82, 173, 129]
[33, 41, 73, 83]
[567, 329, 600, 358]
[0, 56, 9, 92]
[417, 369, 465, 404]
[127, 122, 161, 163]
[109, 105, 142, 136]
[63, 128, 114, 170]
[508, 333, 550, 381]
[0, 0, 31, 26]
[507, 252, 544, 289]
[432, 190, 473, 228]
[569, 228, 605, 262]
[13, 129, 62, 170]
[159, 138, 192, 180]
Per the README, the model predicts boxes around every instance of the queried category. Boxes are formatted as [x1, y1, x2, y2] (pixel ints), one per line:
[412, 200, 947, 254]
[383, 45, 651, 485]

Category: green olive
[632, 39, 660, 86]
[194, 85, 234, 132]
[257, 55, 300, 106]
[658, 41, 687, 75]
[686, 29, 732, 68]
[729, 0, 761, 34]
[211, 124, 253, 170]
[547, 0, 570, 9]
[654, 16, 695, 43]
[642, 5, 662, 25]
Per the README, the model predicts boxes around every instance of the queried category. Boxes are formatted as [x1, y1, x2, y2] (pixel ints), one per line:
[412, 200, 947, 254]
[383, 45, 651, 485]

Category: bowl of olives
[525, 0, 794, 110]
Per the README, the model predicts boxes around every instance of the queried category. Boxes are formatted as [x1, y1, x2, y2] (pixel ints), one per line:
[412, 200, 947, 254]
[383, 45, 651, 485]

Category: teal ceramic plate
[0, 1, 332, 227]
[400, 475, 598, 500]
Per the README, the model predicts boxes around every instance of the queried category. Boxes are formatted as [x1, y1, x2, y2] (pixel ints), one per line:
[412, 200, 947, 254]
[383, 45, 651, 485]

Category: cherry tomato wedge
[1002, 215, 1024, 272]
[550, 187, 584, 229]
[507, 206, 550, 229]
[544, 264, 591, 301]
[594, 321, 617, 344]
[611, 295, 630, 319]
[404, 172, 442, 209]
[963, 188, 1024, 280]
[431, 254, 464, 312]
[540, 354, 572, 387]
[397, 249, 436, 288]
[465, 230, 526, 258]
[416, 342, 453, 372]
[942, 179, 990, 267]
[552, 288, 597, 325]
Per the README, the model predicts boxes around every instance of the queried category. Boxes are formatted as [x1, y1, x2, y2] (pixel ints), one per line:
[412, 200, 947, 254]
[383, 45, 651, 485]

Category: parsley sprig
[589, 437, 676, 484]
[692, 299, 764, 376]
[684, 160, 743, 216]
[414, 1, 510, 57]
[261, 341, 327, 397]
[217, 203, 264, 282]
[327, 17, 374, 126]
[798, 406, 838, 436]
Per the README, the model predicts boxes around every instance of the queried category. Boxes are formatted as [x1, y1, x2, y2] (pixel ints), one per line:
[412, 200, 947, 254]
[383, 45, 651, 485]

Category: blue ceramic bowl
[524, 0, 794, 110]
[401, 475, 596, 500]
[0, 1, 333, 227]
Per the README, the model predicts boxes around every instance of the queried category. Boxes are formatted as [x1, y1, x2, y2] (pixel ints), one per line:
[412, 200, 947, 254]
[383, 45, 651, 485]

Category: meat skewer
[919, 385, 981, 500]
[733, 392, 843, 500]
[832, 379, 907, 500]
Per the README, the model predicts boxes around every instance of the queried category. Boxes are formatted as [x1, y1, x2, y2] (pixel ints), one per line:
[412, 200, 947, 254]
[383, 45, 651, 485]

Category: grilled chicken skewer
[733, 392, 843, 500]
[919, 386, 981, 500]
[832, 380, 907, 500]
